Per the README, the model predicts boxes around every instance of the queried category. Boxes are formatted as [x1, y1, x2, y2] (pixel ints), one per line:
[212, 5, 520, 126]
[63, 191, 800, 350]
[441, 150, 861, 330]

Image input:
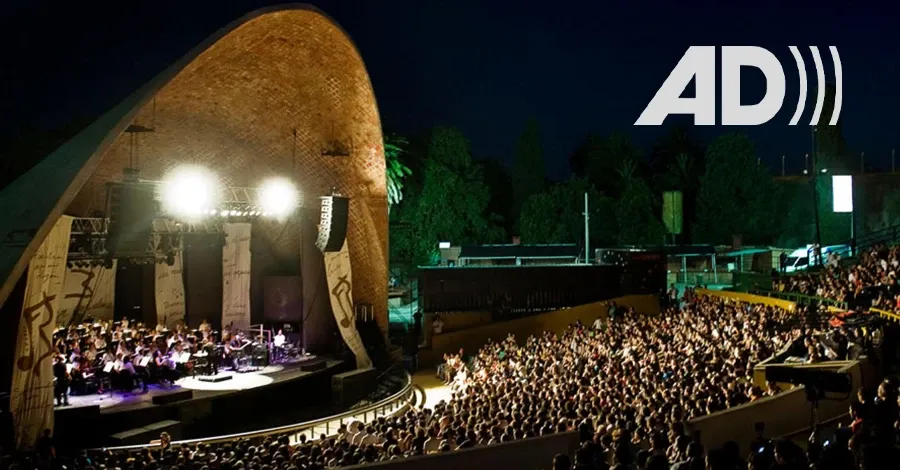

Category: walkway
[411, 370, 452, 409]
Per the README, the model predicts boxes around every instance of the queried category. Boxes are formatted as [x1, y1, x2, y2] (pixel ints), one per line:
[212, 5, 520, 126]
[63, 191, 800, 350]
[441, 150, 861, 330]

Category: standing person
[779, 251, 788, 274]
[52, 355, 69, 406]
[667, 284, 679, 310]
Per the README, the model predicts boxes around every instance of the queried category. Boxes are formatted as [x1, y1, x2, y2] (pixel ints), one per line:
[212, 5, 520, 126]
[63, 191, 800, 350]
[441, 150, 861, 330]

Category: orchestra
[50, 318, 300, 405]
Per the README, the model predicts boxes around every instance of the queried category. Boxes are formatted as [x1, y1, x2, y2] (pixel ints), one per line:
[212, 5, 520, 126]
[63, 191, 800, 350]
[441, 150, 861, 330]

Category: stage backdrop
[11, 215, 72, 450]
[57, 260, 116, 326]
[323, 241, 372, 369]
[155, 245, 185, 329]
[222, 223, 252, 331]
[264, 276, 302, 323]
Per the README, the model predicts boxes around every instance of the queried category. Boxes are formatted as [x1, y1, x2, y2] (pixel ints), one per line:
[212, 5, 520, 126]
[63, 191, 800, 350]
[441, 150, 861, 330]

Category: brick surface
[66, 8, 389, 332]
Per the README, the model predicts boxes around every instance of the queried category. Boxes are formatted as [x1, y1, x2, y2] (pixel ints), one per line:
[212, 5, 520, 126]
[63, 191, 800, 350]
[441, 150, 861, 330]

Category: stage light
[160, 165, 220, 218]
[258, 178, 299, 218]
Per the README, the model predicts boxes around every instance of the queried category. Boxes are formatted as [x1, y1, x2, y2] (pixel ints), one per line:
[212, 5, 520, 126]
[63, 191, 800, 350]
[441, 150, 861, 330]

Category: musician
[69, 358, 88, 396]
[53, 355, 70, 406]
[227, 332, 246, 369]
[273, 330, 286, 362]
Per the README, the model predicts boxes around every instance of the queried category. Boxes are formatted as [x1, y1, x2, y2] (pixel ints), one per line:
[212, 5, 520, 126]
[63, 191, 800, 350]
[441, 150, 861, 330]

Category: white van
[783, 244, 849, 273]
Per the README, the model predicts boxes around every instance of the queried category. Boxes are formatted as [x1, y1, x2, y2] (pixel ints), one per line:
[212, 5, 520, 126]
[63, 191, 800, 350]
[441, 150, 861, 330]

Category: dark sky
[1, 0, 898, 181]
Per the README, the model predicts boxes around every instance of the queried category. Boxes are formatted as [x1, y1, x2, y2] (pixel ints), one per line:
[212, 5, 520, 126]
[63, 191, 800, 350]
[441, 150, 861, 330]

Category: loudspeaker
[151, 389, 193, 405]
[106, 182, 157, 258]
[764, 366, 852, 395]
[332, 367, 377, 406]
[299, 358, 328, 372]
[315, 196, 349, 252]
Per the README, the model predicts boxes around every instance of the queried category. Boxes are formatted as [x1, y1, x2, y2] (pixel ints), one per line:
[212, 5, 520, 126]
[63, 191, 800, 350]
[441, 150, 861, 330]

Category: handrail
[870, 307, 900, 323]
[91, 370, 414, 453]
[751, 289, 849, 310]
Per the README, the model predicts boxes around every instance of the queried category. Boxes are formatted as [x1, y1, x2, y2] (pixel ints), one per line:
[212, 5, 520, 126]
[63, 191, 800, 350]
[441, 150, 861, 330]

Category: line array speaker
[315, 196, 349, 253]
[106, 182, 157, 258]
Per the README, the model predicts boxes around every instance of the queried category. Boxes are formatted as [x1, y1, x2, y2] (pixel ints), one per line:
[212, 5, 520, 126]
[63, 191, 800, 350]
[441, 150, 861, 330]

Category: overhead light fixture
[160, 165, 221, 218]
[258, 178, 299, 219]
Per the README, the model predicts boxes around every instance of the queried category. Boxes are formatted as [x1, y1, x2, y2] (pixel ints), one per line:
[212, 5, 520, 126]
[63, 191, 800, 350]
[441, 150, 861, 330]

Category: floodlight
[258, 178, 299, 218]
[160, 165, 219, 218]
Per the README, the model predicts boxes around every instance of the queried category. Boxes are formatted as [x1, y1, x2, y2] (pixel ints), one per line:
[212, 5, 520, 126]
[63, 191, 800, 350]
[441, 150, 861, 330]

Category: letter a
[634, 46, 716, 126]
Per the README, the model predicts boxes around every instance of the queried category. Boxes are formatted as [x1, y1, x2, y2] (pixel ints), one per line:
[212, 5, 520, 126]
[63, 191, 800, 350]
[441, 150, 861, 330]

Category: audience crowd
[6, 293, 858, 470]
[776, 245, 900, 312]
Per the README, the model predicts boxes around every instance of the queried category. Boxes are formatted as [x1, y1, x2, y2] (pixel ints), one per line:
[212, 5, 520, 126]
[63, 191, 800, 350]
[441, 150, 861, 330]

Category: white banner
[324, 241, 372, 369]
[11, 215, 72, 450]
[222, 223, 252, 331]
[57, 260, 116, 326]
[155, 246, 185, 329]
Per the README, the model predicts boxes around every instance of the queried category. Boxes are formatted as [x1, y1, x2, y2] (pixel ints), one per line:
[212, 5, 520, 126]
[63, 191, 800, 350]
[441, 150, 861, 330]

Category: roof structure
[0, 4, 388, 329]
[458, 244, 581, 260]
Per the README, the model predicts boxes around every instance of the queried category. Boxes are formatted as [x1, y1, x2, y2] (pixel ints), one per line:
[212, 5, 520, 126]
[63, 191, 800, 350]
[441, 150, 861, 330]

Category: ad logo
[635, 46, 843, 126]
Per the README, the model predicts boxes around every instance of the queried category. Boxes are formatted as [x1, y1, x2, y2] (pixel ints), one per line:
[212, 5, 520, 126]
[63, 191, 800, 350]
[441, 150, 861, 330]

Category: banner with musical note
[57, 260, 116, 326]
[222, 223, 252, 331]
[323, 240, 372, 369]
[155, 244, 185, 329]
[11, 215, 72, 450]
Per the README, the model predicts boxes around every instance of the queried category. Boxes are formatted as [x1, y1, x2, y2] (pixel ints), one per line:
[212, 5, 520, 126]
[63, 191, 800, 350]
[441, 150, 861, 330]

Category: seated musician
[132, 349, 151, 392]
[169, 341, 192, 378]
[93, 332, 107, 351]
[69, 357, 88, 395]
[227, 332, 245, 369]
[154, 346, 179, 386]
[84, 343, 98, 363]
[112, 353, 133, 391]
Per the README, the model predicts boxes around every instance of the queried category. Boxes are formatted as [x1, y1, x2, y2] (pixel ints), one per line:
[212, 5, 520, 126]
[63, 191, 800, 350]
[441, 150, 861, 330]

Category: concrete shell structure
[0, 5, 388, 334]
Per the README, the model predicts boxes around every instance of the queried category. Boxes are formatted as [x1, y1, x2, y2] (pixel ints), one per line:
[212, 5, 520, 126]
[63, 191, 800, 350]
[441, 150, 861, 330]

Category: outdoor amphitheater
[1, 4, 900, 470]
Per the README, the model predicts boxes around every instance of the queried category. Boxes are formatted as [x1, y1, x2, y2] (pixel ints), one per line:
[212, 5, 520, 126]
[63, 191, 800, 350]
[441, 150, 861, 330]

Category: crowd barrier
[344, 431, 580, 470]
[421, 294, 660, 366]
[695, 288, 797, 311]
[688, 289, 880, 454]
[687, 359, 870, 454]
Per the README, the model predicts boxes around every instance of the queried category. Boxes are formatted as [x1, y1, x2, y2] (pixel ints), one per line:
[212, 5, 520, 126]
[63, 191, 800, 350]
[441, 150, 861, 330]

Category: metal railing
[91, 371, 414, 453]
[751, 289, 849, 310]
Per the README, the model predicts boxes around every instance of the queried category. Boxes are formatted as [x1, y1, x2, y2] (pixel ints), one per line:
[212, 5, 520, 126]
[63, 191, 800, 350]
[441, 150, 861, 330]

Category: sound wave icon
[787, 46, 843, 126]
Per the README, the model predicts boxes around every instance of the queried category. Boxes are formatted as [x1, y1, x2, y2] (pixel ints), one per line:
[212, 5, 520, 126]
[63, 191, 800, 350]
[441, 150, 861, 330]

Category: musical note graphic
[17, 292, 57, 376]
[331, 275, 354, 328]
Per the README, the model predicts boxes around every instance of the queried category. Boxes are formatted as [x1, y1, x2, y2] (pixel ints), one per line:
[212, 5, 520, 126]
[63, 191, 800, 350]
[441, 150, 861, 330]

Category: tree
[390, 127, 502, 266]
[694, 133, 779, 245]
[519, 177, 615, 247]
[478, 157, 514, 237]
[615, 159, 665, 245]
[512, 118, 546, 226]
[384, 134, 412, 211]
[583, 132, 643, 199]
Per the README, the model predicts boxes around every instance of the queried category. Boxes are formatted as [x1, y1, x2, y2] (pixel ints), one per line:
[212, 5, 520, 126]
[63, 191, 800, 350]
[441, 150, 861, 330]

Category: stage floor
[60, 357, 342, 413]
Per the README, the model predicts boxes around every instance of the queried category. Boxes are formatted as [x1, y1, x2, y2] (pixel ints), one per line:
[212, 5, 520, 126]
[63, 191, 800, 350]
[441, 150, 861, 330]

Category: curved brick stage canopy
[0, 4, 388, 333]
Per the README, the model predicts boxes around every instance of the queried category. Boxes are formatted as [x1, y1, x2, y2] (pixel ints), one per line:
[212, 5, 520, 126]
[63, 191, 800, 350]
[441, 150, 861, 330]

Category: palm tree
[385, 134, 412, 212]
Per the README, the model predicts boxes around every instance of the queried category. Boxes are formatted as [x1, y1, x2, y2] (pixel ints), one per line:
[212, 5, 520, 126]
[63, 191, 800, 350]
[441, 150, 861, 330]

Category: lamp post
[810, 127, 824, 267]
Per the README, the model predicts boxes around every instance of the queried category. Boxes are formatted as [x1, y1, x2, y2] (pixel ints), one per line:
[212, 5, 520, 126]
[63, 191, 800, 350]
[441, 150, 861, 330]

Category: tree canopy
[389, 127, 503, 266]
[694, 133, 779, 244]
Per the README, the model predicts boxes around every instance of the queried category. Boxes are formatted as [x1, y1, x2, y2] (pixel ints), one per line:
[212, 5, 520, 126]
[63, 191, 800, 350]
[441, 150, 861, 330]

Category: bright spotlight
[160, 166, 219, 218]
[258, 178, 299, 218]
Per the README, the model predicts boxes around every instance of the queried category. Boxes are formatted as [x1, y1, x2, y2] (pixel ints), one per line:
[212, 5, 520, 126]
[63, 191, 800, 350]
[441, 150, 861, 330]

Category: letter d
[721, 46, 785, 125]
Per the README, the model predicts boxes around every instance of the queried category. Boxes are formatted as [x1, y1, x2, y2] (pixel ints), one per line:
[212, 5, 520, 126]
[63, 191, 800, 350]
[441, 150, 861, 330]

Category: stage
[53, 356, 353, 448]
[61, 362, 317, 412]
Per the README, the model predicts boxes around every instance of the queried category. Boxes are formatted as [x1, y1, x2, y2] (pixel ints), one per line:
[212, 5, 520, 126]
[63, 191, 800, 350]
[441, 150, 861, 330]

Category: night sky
[1, 0, 898, 181]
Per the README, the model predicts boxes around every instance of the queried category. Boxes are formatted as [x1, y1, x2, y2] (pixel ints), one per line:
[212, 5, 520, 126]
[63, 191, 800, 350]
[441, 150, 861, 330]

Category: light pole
[583, 192, 590, 264]
[811, 127, 824, 267]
